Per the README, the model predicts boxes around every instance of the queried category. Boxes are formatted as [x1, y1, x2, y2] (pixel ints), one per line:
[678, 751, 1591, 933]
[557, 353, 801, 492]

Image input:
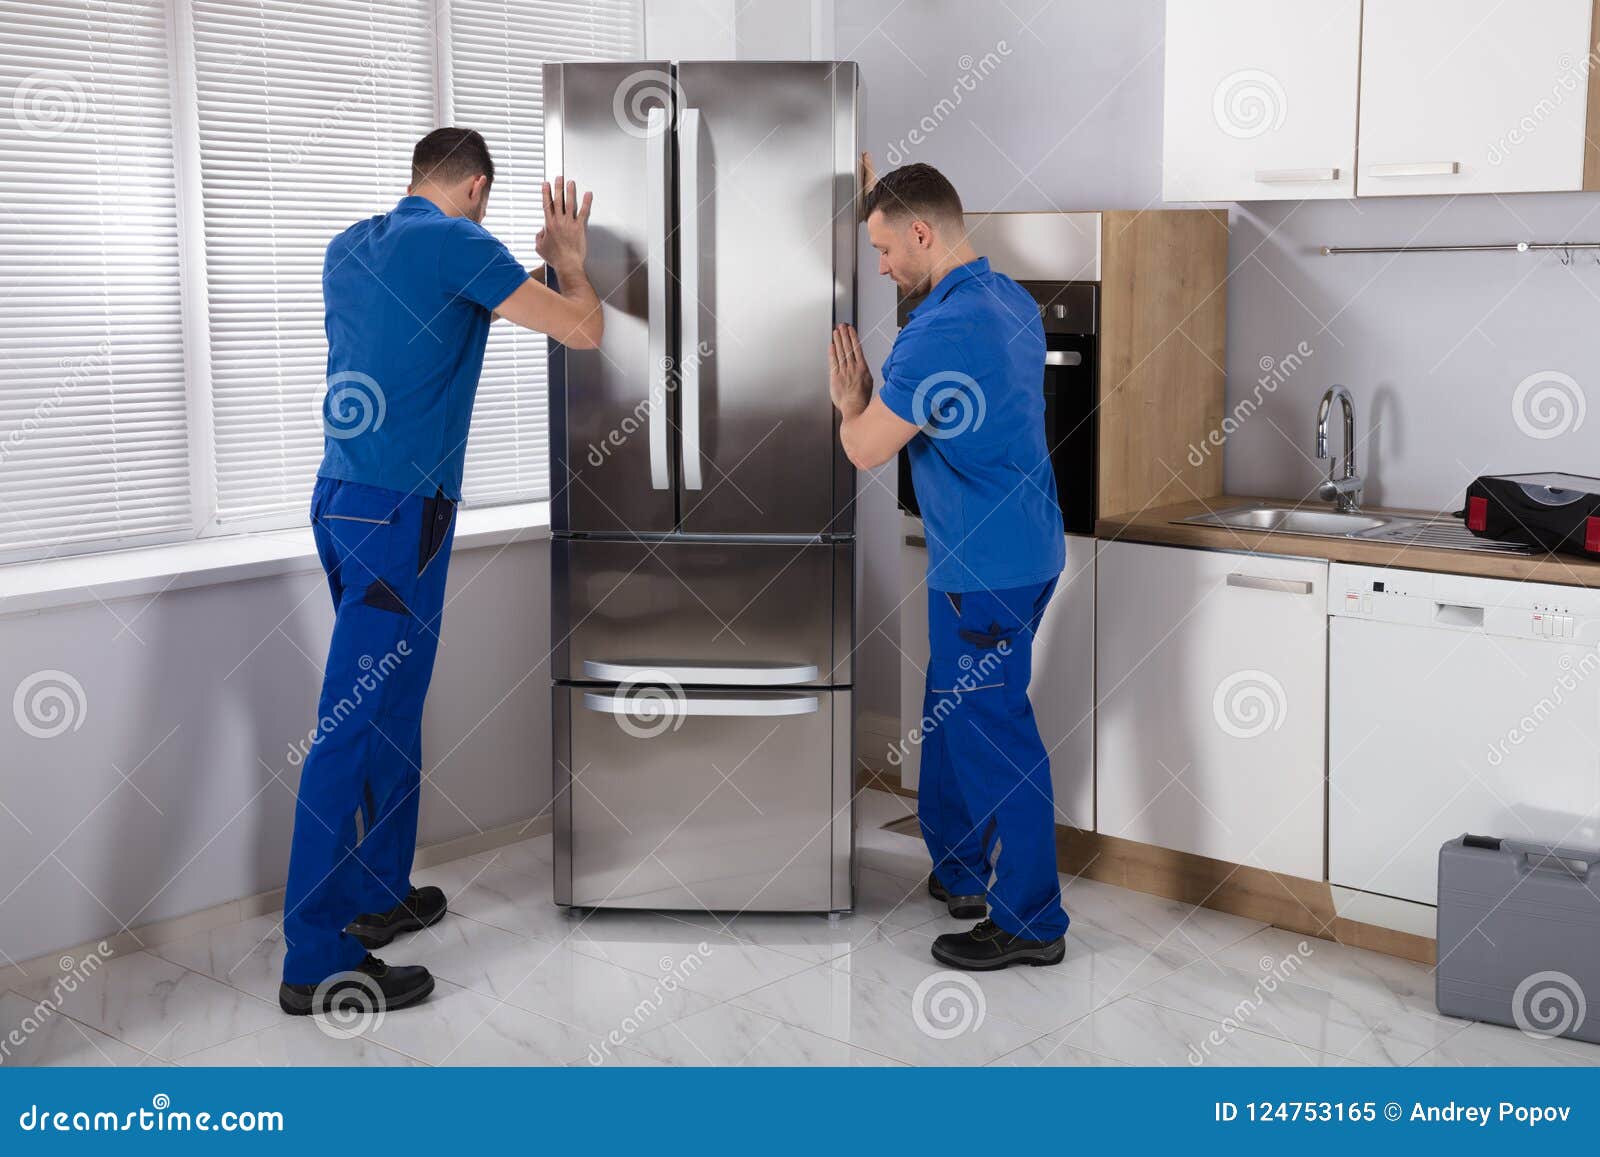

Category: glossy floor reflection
[3, 789, 1595, 1067]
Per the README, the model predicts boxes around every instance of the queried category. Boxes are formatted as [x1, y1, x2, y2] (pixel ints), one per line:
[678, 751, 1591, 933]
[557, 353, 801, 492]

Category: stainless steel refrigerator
[545, 60, 860, 914]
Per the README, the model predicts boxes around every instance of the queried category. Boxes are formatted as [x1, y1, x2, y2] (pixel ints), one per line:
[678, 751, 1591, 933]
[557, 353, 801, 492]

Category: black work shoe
[278, 954, 435, 1016]
[930, 918, 1066, 971]
[926, 874, 987, 920]
[346, 885, 447, 950]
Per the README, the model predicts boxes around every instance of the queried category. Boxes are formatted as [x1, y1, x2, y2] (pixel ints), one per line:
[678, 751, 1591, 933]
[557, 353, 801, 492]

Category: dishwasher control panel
[1328, 562, 1600, 645]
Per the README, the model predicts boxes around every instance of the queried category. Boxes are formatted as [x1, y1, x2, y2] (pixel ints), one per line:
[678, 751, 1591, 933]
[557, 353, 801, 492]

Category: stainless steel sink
[1182, 506, 1387, 536]
[1176, 504, 1531, 554]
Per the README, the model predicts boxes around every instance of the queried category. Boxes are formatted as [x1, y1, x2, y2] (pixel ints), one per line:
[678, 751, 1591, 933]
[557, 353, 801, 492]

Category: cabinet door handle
[1044, 350, 1083, 366]
[904, 534, 926, 548]
[1227, 573, 1314, 595]
[1254, 167, 1340, 183]
[1367, 161, 1461, 178]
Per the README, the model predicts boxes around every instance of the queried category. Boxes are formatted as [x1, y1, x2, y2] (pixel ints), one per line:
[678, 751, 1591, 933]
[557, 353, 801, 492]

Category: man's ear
[910, 219, 935, 250]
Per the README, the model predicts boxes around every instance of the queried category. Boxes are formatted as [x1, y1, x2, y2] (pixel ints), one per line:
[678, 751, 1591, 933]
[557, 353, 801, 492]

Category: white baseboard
[0, 813, 553, 993]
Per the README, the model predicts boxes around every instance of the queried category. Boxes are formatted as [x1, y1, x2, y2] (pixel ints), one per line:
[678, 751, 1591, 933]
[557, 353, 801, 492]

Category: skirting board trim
[0, 812, 553, 992]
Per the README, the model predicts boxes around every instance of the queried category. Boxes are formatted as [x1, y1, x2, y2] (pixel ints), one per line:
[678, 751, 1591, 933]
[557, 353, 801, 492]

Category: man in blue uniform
[278, 128, 602, 1016]
[829, 162, 1069, 970]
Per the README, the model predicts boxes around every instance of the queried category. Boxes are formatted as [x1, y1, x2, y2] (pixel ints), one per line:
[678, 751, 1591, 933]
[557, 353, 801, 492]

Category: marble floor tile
[1058, 875, 1268, 959]
[827, 923, 1181, 1035]
[567, 916, 815, 1002]
[151, 913, 286, 1005]
[404, 914, 717, 1037]
[178, 1018, 421, 1066]
[10, 950, 279, 1061]
[357, 978, 608, 1066]
[1135, 956, 1469, 1066]
[1208, 926, 1440, 1020]
[470, 834, 553, 880]
[731, 963, 1042, 1066]
[632, 1001, 905, 1066]
[988, 1036, 1129, 1067]
[1410, 1020, 1600, 1066]
[852, 866, 950, 930]
[701, 910, 893, 965]
[0, 991, 161, 1067]
[1040, 996, 1362, 1067]
[856, 825, 932, 882]
[412, 857, 573, 944]
[568, 1043, 673, 1067]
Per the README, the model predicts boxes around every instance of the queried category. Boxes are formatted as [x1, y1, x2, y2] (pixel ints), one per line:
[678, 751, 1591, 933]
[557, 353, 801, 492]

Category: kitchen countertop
[1096, 495, 1600, 589]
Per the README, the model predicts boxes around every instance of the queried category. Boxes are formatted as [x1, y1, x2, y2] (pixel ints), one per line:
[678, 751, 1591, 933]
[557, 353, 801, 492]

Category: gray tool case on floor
[1436, 833, 1600, 1044]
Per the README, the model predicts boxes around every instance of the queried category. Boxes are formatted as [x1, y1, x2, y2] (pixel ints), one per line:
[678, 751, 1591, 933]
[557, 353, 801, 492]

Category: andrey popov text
[1215, 1101, 1573, 1127]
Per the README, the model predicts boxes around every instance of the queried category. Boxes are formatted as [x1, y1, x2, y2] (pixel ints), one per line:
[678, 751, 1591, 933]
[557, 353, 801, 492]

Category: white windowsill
[0, 501, 550, 619]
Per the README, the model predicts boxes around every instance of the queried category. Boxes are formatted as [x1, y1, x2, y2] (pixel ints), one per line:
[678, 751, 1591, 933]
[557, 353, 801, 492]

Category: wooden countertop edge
[1094, 496, 1600, 590]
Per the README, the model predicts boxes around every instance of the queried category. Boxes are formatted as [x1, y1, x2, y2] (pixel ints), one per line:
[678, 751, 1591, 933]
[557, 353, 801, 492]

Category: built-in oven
[896, 279, 1097, 534]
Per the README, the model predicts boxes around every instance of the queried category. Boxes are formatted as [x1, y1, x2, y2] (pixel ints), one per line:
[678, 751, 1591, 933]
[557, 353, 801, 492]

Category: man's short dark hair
[411, 127, 495, 187]
[864, 163, 964, 228]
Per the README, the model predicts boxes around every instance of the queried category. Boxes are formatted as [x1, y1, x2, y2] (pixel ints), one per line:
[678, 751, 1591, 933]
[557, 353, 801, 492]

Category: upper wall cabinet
[1163, 0, 1362, 202]
[1357, 0, 1593, 196]
[1164, 0, 1600, 201]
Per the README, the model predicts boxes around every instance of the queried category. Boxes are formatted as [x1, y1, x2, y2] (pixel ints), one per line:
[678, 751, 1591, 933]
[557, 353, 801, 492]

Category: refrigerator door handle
[645, 105, 670, 491]
[679, 107, 704, 491]
[581, 660, 819, 686]
[582, 691, 819, 718]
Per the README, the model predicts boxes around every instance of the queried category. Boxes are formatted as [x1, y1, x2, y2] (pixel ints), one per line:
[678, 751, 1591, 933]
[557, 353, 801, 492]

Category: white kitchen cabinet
[1162, 0, 1362, 201]
[1031, 535, 1096, 831]
[1357, 0, 1593, 196]
[1096, 541, 1327, 879]
[898, 522, 1095, 833]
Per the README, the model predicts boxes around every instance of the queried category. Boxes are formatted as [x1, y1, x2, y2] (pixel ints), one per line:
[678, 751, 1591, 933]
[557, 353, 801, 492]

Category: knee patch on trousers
[362, 577, 412, 616]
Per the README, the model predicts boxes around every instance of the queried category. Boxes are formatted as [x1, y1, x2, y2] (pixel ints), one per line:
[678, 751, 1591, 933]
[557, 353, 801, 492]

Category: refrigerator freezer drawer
[552, 537, 853, 685]
[553, 686, 853, 912]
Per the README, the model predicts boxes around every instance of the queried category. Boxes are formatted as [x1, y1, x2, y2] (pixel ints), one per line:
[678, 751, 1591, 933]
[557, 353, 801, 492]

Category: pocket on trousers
[927, 653, 1007, 697]
[418, 494, 456, 576]
[943, 590, 1020, 652]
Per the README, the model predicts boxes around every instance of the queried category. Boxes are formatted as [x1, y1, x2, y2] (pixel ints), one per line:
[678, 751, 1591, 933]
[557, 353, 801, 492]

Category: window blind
[449, 0, 640, 505]
[190, 0, 434, 526]
[0, 0, 191, 561]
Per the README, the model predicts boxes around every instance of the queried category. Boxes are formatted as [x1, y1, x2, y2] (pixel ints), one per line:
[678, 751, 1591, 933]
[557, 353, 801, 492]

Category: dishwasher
[1328, 562, 1600, 907]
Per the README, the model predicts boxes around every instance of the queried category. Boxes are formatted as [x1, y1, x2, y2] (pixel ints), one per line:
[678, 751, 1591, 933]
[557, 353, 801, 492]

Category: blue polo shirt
[318, 195, 529, 500]
[881, 257, 1064, 593]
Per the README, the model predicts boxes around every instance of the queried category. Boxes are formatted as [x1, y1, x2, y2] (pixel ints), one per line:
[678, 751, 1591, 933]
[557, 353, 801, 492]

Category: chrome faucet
[1315, 384, 1363, 513]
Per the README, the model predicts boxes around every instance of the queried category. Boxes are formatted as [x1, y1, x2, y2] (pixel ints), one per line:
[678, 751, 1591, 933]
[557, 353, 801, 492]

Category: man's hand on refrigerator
[829, 324, 872, 418]
[493, 177, 602, 348]
[535, 176, 593, 276]
[859, 152, 876, 220]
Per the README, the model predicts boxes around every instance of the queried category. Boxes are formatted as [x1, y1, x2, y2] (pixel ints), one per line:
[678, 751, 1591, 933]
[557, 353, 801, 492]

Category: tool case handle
[1495, 837, 1598, 879]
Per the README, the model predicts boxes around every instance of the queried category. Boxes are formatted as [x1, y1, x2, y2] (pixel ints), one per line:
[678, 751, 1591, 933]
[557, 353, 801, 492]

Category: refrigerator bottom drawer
[553, 685, 852, 912]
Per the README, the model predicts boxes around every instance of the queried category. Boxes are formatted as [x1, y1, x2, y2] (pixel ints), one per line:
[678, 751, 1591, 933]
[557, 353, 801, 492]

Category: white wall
[643, 0, 817, 61]
[0, 539, 549, 966]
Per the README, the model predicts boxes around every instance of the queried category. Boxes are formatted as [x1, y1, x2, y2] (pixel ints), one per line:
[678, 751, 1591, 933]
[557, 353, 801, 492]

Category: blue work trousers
[281, 477, 455, 984]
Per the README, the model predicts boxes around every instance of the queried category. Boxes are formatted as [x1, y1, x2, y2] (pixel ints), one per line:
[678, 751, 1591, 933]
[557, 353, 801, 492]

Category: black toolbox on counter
[1463, 472, 1600, 558]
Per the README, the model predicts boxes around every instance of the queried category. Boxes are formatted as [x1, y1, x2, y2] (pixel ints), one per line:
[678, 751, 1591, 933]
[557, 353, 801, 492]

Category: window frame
[0, 0, 639, 565]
